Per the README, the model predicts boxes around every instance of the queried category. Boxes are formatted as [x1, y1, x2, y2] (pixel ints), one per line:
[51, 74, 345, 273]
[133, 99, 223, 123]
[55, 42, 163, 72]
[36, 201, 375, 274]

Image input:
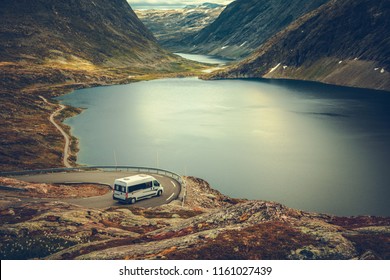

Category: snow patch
[380, 68, 385, 74]
[221, 45, 229, 50]
[268, 63, 281, 74]
[374, 68, 379, 71]
[283, 65, 288, 69]
[240, 41, 247, 47]
[338, 61, 343, 64]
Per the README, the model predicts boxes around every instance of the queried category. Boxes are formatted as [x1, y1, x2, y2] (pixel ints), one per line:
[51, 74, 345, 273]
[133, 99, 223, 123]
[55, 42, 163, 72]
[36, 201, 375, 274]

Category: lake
[174, 53, 232, 65]
[57, 66, 390, 216]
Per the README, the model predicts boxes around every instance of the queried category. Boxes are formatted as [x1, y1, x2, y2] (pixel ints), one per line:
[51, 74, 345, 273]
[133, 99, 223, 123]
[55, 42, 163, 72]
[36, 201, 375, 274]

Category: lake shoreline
[59, 74, 390, 216]
[0, 58, 211, 172]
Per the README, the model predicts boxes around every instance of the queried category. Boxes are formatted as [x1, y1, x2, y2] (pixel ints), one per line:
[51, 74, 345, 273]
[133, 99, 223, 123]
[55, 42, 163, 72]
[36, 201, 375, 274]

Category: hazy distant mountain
[186, 0, 329, 59]
[135, 3, 224, 51]
[0, 0, 175, 67]
[208, 0, 390, 91]
[184, 2, 223, 9]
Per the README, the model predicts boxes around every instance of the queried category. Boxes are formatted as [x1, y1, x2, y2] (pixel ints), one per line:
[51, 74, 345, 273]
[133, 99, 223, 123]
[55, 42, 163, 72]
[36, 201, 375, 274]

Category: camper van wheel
[157, 190, 162, 197]
[130, 198, 136, 204]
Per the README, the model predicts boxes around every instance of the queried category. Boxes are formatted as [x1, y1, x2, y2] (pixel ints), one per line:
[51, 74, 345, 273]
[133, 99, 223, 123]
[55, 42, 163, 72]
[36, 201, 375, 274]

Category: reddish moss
[164, 222, 319, 260]
[328, 216, 390, 229]
[0, 206, 38, 225]
[344, 233, 390, 259]
[151, 226, 197, 241]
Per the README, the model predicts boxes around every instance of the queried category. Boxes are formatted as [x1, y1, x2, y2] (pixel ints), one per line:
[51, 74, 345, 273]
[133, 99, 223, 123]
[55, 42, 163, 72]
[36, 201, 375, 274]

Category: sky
[128, 0, 234, 8]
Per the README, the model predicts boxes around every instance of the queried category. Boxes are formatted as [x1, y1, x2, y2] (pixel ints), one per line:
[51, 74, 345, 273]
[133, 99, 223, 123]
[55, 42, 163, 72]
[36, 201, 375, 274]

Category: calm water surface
[58, 76, 390, 216]
[174, 53, 231, 65]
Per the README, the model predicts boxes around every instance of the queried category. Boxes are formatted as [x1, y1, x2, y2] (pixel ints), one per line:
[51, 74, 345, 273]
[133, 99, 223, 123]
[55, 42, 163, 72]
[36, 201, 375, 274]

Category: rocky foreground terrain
[1, 176, 389, 260]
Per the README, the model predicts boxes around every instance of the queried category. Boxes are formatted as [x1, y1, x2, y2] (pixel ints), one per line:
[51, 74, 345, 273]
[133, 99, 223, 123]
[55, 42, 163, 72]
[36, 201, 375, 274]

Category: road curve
[14, 171, 181, 208]
[39, 96, 72, 168]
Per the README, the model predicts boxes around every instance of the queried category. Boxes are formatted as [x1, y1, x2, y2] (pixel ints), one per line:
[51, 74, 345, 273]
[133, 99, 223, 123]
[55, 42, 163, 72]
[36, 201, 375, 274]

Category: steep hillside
[0, 0, 173, 67]
[208, 0, 390, 91]
[185, 0, 329, 59]
[135, 3, 224, 51]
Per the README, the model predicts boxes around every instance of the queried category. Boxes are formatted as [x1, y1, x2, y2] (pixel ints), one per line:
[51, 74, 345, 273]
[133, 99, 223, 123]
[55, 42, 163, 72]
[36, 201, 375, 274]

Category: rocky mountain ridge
[207, 0, 390, 91]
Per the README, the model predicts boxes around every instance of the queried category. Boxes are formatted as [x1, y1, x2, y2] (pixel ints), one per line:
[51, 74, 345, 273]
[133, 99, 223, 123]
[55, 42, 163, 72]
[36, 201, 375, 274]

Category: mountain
[184, 0, 329, 59]
[0, 0, 177, 68]
[184, 3, 223, 9]
[135, 3, 224, 51]
[208, 0, 390, 92]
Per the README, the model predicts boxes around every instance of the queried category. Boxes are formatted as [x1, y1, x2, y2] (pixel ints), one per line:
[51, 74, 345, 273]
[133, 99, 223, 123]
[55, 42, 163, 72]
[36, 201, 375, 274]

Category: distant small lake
[174, 53, 231, 65]
[57, 62, 390, 216]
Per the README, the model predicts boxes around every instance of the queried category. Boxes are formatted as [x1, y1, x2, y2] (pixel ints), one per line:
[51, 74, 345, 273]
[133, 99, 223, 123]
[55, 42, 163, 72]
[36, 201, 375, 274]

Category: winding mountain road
[14, 171, 181, 208]
[39, 96, 72, 168]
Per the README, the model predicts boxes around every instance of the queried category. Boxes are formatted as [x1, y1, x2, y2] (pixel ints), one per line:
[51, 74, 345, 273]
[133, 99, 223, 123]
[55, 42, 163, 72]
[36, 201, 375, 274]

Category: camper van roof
[116, 174, 154, 184]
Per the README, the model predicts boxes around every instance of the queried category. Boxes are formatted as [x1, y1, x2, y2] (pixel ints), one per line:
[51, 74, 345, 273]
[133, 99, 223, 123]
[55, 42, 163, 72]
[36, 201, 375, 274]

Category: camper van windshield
[114, 184, 126, 192]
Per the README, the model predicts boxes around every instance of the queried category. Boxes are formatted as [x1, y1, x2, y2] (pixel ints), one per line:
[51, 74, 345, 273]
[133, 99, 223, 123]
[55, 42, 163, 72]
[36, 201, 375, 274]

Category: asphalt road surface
[14, 171, 181, 208]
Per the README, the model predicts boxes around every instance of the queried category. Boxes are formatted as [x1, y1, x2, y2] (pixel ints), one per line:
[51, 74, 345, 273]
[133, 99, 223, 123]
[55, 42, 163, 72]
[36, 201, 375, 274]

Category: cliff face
[208, 0, 390, 91]
[1, 176, 389, 260]
[184, 0, 329, 59]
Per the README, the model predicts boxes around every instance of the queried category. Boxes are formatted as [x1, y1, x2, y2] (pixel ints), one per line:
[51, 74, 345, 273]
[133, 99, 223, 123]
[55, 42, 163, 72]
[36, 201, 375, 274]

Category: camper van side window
[146, 181, 152, 188]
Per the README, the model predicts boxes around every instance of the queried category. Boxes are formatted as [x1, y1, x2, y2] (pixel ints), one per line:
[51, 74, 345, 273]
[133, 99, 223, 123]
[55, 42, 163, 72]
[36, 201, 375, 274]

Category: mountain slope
[185, 0, 329, 59]
[0, 0, 176, 67]
[208, 0, 390, 91]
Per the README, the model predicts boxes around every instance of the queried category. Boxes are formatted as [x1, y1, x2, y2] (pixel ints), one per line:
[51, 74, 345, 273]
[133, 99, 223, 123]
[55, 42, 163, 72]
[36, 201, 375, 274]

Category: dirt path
[39, 96, 72, 168]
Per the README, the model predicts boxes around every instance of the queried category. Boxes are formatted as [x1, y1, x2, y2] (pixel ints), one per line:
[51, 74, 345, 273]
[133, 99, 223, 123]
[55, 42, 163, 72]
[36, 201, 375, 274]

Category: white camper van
[112, 174, 164, 204]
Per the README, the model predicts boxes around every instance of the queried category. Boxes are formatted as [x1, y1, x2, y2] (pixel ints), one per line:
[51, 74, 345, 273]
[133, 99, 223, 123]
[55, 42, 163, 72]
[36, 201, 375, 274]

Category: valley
[135, 3, 225, 51]
[1, 0, 390, 261]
